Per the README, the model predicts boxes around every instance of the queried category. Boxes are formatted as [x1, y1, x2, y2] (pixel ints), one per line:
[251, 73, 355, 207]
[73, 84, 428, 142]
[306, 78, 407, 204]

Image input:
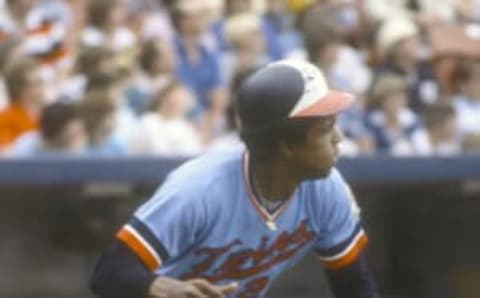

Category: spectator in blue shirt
[170, 0, 228, 143]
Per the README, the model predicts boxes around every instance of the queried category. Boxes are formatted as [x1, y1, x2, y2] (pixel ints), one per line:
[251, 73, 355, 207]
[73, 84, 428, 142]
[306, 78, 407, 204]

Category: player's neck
[250, 160, 301, 202]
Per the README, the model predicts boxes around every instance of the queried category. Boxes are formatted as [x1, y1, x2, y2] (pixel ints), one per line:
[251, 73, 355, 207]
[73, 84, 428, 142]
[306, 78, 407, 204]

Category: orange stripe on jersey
[116, 228, 160, 271]
[320, 233, 368, 270]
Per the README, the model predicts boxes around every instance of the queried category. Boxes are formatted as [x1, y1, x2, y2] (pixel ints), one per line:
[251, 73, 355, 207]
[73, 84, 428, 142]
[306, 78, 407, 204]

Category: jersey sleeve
[312, 169, 368, 271]
[115, 183, 207, 272]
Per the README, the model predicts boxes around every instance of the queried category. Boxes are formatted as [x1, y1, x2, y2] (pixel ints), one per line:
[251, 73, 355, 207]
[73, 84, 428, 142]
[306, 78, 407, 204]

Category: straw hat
[377, 18, 418, 54]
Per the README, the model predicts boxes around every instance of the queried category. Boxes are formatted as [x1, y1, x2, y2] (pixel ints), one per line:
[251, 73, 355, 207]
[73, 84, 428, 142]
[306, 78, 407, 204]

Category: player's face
[289, 116, 343, 179]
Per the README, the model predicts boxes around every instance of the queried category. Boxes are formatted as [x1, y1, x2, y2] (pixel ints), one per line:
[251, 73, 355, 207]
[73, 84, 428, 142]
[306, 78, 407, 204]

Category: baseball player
[91, 60, 378, 298]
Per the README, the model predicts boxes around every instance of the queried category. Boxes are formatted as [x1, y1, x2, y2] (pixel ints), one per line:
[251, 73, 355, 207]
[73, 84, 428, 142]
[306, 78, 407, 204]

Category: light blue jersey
[117, 150, 367, 297]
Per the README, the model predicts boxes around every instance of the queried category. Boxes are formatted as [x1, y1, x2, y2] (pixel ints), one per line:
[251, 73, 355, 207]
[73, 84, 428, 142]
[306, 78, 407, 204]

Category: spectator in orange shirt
[0, 57, 45, 150]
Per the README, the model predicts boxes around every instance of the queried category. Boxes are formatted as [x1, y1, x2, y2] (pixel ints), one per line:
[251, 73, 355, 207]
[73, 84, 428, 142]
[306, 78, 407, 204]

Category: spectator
[0, 37, 23, 108]
[9, 102, 87, 157]
[171, 0, 228, 142]
[0, 0, 73, 102]
[131, 0, 176, 43]
[451, 58, 480, 137]
[302, 8, 372, 94]
[422, 103, 461, 156]
[212, 0, 285, 60]
[262, 0, 297, 58]
[0, 58, 44, 151]
[81, 0, 137, 68]
[60, 46, 116, 101]
[365, 74, 431, 156]
[78, 90, 128, 156]
[0, 0, 70, 67]
[222, 13, 269, 85]
[364, 0, 462, 22]
[131, 81, 202, 156]
[126, 0, 154, 43]
[128, 38, 176, 114]
[374, 17, 439, 111]
[85, 70, 138, 146]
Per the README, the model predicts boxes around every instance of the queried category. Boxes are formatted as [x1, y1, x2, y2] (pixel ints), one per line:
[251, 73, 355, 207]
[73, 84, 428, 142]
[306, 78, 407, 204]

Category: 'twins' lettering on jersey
[182, 219, 314, 282]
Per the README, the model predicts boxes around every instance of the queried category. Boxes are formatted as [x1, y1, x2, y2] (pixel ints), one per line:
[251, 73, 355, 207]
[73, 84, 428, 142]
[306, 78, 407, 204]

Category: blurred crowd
[0, 0, 479, 158]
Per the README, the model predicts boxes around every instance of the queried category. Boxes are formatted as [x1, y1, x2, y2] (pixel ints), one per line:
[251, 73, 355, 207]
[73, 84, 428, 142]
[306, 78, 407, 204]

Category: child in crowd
[131, 81, 202, 156]
[422, 103, 461, 156]
[78, 90, 128, 156]
[365, 74, 431, 156]
[85, 70, 138, 146]
[451, 59, 480, 137]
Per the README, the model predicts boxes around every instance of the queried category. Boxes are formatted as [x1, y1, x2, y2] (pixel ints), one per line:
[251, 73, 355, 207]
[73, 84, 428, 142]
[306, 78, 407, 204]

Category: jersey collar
[241, 151, 296, 231]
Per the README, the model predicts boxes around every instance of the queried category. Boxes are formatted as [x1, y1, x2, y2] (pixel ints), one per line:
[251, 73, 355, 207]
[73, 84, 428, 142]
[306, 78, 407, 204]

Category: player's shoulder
[303, 167, 347, 192]
[157, 149, 243, 199]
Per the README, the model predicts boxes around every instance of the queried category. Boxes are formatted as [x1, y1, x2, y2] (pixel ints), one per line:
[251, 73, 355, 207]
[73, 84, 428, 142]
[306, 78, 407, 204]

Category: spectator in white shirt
[131, 81, 202, 156]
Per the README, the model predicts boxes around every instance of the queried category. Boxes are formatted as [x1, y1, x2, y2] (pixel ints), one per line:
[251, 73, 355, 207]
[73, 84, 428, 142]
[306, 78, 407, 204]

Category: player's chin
[315, 158, 339, 178]
[306, 165, 334, 180]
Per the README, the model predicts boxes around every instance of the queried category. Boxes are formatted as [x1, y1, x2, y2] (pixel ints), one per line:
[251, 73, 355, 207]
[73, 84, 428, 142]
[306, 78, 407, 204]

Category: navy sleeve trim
[128, 217, 170, 261]
[315, 223, 362, 257]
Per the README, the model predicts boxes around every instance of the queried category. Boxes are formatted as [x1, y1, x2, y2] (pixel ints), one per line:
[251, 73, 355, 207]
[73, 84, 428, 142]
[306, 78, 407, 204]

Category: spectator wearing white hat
[374, 17, 439, 112]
